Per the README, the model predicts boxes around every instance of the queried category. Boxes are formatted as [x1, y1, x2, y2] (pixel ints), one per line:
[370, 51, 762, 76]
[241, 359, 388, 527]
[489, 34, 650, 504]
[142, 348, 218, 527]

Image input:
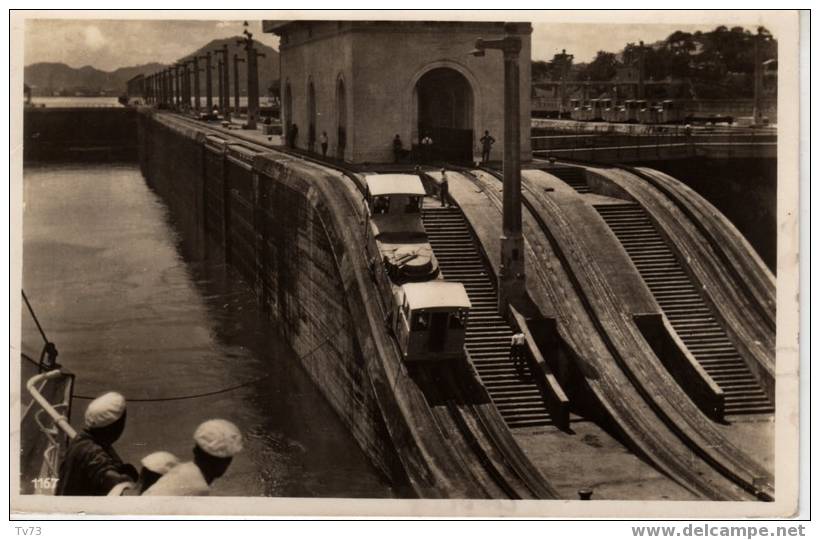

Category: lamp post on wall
[165, 68, 172, 108]
[191, 57, 202, 112]
[183, 61, 191, 111]
[216, 57, 224, 114]
[237, 21, 265, 130]
[201, 53, 213, 113]
[167, 68, 174, 108]
[471, 22, 528, 312]
[174, 64, 183, 109]
[233, 53, 244, 116]
[214, 44, 231, 121]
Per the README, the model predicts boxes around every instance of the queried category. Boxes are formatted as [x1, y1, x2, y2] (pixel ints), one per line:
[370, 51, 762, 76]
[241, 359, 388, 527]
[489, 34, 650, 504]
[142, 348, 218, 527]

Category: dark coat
[56, 431, 134, 496]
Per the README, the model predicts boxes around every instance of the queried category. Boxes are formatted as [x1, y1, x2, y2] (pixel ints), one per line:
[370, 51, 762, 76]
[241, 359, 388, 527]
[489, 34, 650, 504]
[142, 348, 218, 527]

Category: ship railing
[23, 369, 76, 494]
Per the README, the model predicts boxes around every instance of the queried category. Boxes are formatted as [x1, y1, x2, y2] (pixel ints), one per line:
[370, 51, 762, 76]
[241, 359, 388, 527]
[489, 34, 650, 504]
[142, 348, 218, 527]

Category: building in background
[264, 20, 532, 164]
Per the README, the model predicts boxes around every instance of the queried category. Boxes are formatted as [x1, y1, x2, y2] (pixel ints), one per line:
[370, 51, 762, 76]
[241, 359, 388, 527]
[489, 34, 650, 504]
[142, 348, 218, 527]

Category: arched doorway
[307, 80, 317, 152]
[415, 68, 474, 163]
[336, 78, 347, 160]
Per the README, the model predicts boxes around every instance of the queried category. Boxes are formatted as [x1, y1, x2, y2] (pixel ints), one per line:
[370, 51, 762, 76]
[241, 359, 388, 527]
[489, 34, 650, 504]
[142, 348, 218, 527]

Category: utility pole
[214, 44, 231, 120]
[174, 64, 182, 109]
[171, 66, 176, 108]
[166, 68, 173, 107]
[233, 53, 244, 115]
[223, 44, 231, 120]
[192, 56, 201, 112]
[238, 21, 265, 129]
[216, 58, 224, 114]
[203, 53, 213, 113]
[183, 62, 191, 111]
[165, 68, 172, 107]
[471, 22, 530, 311]
[164, 68, 170, 108]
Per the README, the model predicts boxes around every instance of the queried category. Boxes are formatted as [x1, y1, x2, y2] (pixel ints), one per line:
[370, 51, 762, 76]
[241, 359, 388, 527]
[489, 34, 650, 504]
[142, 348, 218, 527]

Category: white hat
[193, 419, 244, 458]
[140, 451, 180, 475]
[84, 392, 126, 428]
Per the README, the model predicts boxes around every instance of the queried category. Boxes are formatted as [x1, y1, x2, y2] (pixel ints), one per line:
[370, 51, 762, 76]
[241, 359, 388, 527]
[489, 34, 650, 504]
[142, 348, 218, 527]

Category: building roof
[366, 174, 426, 197]
[401, 282, 471, 311]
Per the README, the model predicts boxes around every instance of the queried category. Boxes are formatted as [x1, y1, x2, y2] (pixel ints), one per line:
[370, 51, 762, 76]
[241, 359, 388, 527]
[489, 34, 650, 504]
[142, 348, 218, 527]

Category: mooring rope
[22, 290, 50, 345]
[22, 290, 60, 371]
[72, 320, 348, 402]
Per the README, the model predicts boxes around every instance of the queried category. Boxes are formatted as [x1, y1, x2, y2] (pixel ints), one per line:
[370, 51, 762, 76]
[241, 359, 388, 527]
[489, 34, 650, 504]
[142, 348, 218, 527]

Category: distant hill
[24, 36, 279, 97]
[24, 62, 168, 96]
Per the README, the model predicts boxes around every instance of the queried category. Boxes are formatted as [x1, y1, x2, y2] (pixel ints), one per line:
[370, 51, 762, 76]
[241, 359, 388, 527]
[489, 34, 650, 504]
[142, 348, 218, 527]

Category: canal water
[21, 163, 394, 498]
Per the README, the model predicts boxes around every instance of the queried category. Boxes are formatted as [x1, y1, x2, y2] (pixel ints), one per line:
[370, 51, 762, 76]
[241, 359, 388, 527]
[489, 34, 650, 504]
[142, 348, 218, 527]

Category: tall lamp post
[237, 21, 265, 130]
[233, 53, 244, 116]
[215, 44, 231, 121]
[201, 53, 213, 113]
[174, 64, 182, 109]
[182, 61, 191, 111]
[216, 57, 225, 114]
[471, 22, 528, 311]
[191, 57, 202, 112]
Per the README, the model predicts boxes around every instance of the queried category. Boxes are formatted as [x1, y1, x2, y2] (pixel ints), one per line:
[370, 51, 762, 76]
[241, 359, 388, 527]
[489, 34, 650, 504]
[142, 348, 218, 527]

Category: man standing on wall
[392, 134, 404, 164]
[480, 130, 495, 164]
[320, 131, 329, 158]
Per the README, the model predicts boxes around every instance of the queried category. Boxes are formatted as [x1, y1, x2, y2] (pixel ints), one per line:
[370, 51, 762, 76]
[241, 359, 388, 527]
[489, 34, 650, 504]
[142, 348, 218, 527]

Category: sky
[24, 19, 280, 71]
[23, 18, 766, 71]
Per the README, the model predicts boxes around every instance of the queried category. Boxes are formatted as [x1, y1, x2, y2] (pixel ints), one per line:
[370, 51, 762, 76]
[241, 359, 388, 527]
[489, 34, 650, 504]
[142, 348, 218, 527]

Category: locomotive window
[372, 196, 390, 214]
[448, 311, 466, 329]
[410, 311, 430, 331]
[405, 196, 421, 213]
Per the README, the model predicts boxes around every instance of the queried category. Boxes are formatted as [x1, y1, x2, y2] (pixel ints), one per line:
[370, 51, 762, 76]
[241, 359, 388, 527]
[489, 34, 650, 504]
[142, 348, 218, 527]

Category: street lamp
[237, 21, 265, 129]
[471, 22, 527, 312]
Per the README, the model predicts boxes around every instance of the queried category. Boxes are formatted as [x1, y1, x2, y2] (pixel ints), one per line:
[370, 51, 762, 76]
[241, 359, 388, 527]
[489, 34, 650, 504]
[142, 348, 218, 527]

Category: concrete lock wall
[277, 22, 531, 164]
[138, 112, 405, 483]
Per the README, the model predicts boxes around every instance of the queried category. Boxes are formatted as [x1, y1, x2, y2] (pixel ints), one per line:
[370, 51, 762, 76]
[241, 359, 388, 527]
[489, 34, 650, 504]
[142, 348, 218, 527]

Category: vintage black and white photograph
[10, 9, 801, 517]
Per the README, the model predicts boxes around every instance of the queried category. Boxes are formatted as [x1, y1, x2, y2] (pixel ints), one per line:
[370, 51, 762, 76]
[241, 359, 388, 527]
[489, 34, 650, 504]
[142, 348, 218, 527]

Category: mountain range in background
[24, 37, 280, 97]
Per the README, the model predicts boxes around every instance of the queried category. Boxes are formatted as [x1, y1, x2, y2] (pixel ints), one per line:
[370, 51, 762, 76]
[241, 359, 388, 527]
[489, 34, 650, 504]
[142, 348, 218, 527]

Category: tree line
[533, 26, 777, 99]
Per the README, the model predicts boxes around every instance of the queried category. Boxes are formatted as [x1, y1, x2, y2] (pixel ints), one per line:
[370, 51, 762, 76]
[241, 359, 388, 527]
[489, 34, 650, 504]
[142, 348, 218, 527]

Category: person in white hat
[143, 419, 243, 496]
[108, 450, 181, 496]
[56, 392, 138, 496]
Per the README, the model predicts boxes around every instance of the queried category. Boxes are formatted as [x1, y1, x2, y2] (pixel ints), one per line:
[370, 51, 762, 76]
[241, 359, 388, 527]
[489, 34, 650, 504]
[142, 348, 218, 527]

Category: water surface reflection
[22, 163, 394, 497]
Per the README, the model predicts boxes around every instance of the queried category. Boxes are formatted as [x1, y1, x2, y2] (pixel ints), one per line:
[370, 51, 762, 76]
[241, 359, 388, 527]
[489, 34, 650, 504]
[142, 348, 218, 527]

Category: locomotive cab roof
[365, 174, 426, 197]
[400, 282, 471, 311]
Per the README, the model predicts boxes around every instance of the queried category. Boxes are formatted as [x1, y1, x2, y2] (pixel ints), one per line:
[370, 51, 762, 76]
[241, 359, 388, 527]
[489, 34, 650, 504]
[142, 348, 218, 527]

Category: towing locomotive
[362, 173, 471, 362]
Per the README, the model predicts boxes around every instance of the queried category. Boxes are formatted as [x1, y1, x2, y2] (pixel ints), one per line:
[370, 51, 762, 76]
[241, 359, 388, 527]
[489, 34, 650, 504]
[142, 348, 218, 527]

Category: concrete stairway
[595, 203, 773, 416]
[422, 202, 553, 428]
[546, 166, 591, 194]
